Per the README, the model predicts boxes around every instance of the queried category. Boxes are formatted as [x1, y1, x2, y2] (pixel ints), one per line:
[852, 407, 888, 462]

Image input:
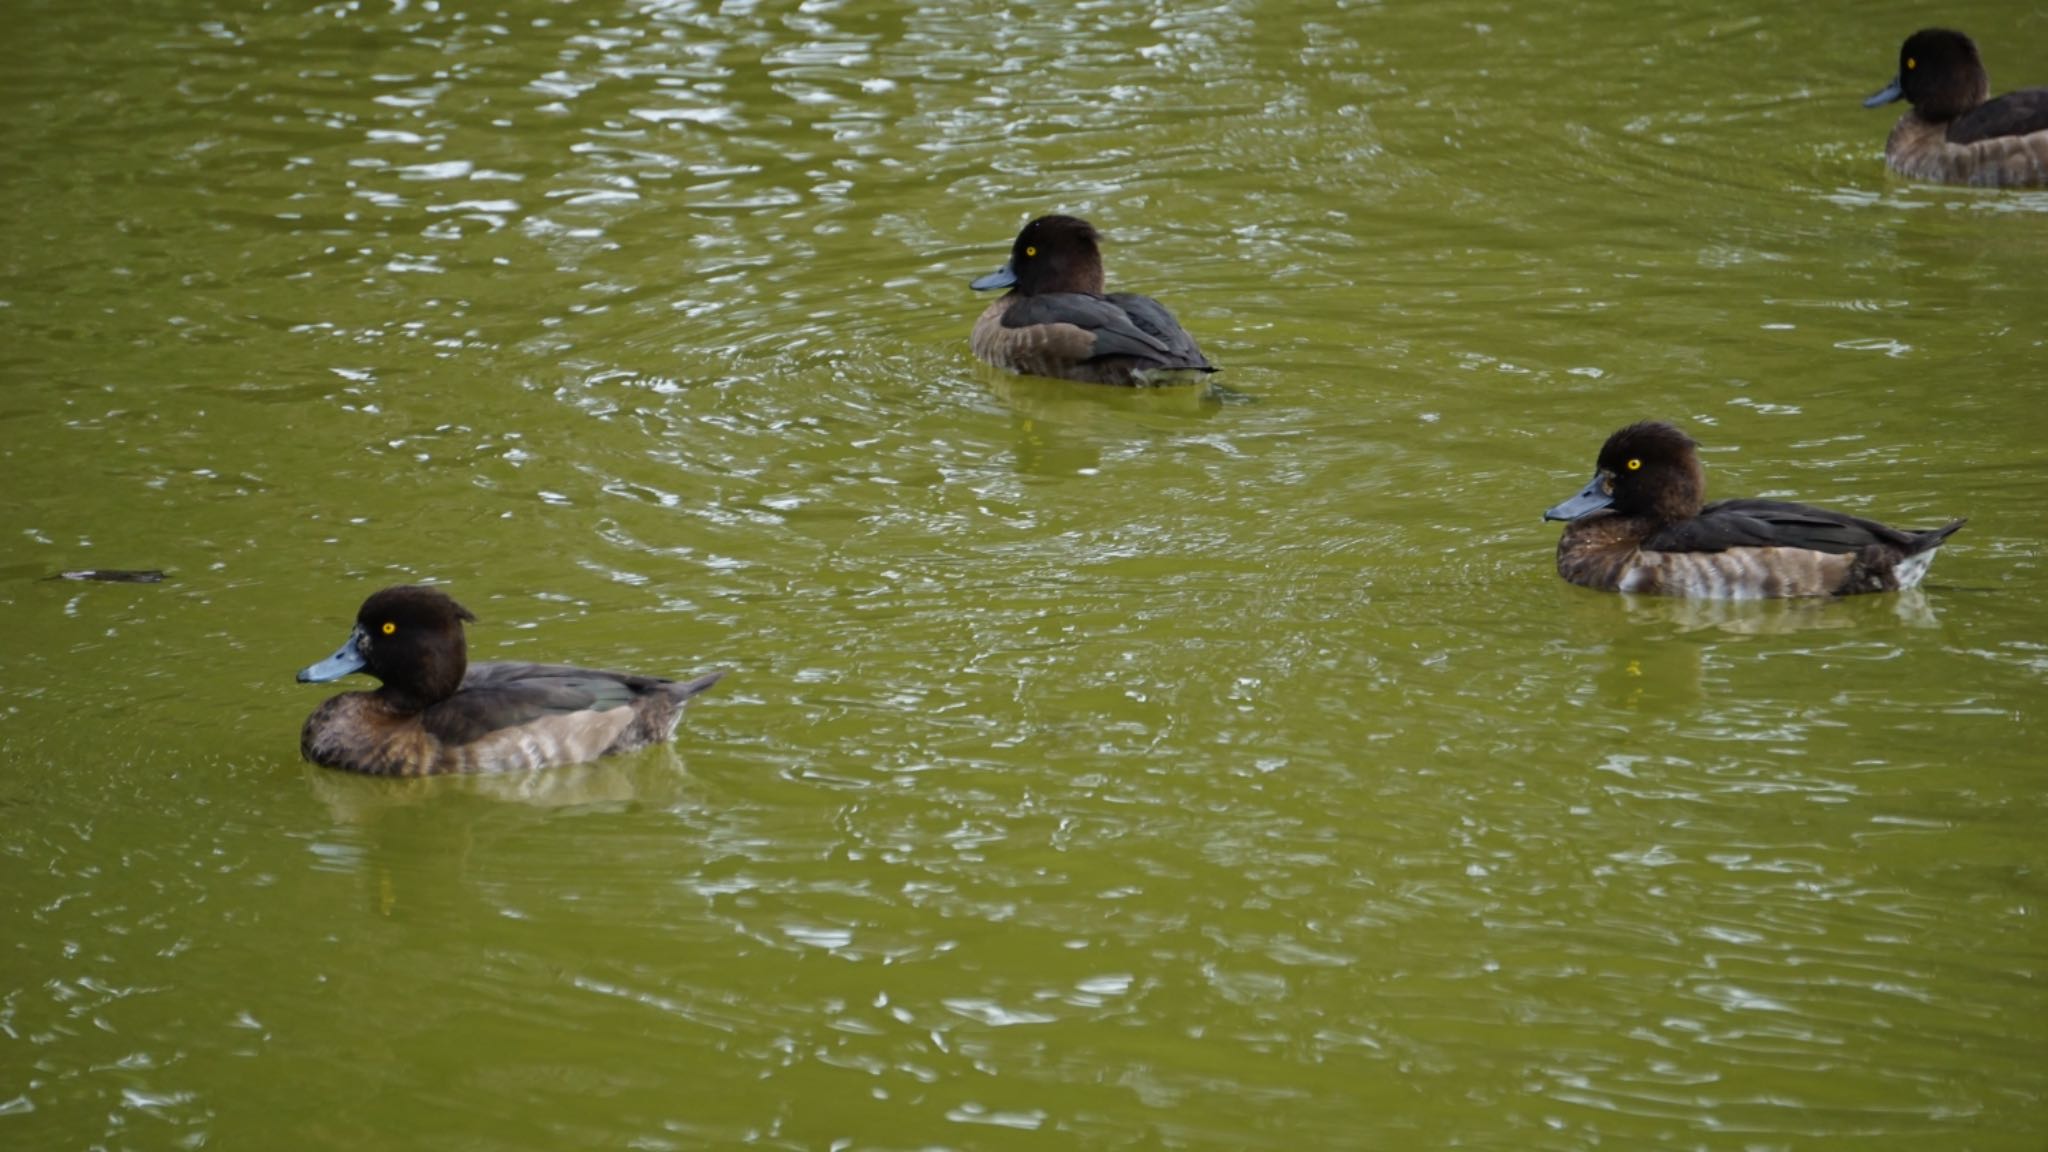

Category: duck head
[1864, 28, 1990, 120]
[1544, 420, 1707, 524]
[971, 215, 1108, 296]
[298, 584, 476, 710]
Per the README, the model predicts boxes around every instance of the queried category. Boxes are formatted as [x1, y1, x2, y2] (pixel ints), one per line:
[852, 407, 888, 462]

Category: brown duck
[1544, 422, 1965, 598]
[969, 215, 1216, 386]
[1864, 28, 2048, 187]
[297, 585, 722, 775]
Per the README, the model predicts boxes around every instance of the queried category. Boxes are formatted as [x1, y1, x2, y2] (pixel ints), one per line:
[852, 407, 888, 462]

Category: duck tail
[667, 669, 726, 703]
[1910, 518, 1966, 553]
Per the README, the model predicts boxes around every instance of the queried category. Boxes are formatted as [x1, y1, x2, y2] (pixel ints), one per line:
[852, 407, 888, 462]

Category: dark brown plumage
[969, 215, 1216, 386]
[296, 585, 722, 776]
[1543, 422, 1965, 599]
[1864, 28, 2048, 187]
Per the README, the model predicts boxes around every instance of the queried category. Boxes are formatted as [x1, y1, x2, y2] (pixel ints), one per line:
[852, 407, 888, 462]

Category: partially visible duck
[297, 585, 722, 776]
[969, 215, 1216, 386]
[1543, 421, 1965, 598]
[1864, 28, 2048, 187]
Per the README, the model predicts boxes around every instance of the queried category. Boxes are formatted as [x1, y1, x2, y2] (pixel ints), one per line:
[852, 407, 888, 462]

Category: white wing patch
[1893, 549, 1937, 590]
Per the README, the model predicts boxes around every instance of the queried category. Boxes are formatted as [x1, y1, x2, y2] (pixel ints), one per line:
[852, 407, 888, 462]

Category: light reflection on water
[2, 0, 2045, 1146]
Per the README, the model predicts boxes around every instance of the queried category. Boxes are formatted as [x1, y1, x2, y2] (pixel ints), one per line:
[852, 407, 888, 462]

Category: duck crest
[358, 586, 475, 711]
[1898, 28, 1990, 121]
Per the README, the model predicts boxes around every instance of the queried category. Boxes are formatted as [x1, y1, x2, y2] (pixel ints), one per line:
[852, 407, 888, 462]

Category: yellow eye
[1905, 58, 1916, 70]
[1024, 246, 1037, 257]
[381, 622, 397, 635]
[1626, 458, 1642, 471]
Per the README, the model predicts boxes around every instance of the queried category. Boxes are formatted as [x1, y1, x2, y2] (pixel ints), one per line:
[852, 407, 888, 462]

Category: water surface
[3, 0, 2045, 1147]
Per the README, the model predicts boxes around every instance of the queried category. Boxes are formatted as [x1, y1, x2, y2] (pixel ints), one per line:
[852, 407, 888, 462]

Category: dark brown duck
[297, 585, 722, 776]
[969, 215, 1216, 386]
[1543, 422, 1965, 599]
[1864, 28, 2048, 187]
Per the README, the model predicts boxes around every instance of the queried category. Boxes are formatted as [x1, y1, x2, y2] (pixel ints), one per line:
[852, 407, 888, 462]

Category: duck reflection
[303, 748, 702, 819]
[980, 370, 1227, 479]
[1559, 586, 1944, 716]
[1590, 624, 1707, 714]
[1616, 587, 1942, 634]
[300, 751, 703, 917]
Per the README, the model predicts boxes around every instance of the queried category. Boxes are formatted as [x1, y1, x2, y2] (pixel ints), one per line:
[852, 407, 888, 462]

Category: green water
[4, 0, 2045, 1147]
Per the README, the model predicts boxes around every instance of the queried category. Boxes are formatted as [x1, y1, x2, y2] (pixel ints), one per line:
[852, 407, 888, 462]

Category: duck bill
[970, 262, 1017, 291]
[297, 626, 368, 683]
[1862, 77, 1904, 108]
[1544, 474, 1614, 522]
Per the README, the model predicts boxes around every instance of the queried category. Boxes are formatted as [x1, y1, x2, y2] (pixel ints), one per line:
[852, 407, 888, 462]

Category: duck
[1542, 421, 1965, 598]
[1863, 28, 2048, 187]
[969, 214, 1216, 386]
[296, 585, 723, 776]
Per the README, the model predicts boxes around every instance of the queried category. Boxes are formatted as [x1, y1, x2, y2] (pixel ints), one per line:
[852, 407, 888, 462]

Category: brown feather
[1885, 113, 2048, 187]
[972, 299, 1160, 386]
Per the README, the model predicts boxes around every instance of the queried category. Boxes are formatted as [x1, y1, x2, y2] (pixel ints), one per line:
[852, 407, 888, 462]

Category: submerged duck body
[1543, 422, 1965, 599]
[1864, 28, 2048, 187]
[297, 585, 722, 776]
[969, 214, 1216, 386]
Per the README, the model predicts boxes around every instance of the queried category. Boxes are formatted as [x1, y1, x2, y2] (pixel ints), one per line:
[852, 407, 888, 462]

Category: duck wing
[1004, 292, 1210, 369]
[423, 663, 662, 745]
[1949, 88, 2048, 145]
[1646, 499, 1924, 555]
[1105, 293, 1213, 369]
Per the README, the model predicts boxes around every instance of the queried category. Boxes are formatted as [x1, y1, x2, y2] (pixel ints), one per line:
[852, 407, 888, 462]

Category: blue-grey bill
[1543, 474, 1613, 522]
[1863, 78, 1904, 108]
[970, 263, 1017, 291]
[297, 627, 368, 683]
